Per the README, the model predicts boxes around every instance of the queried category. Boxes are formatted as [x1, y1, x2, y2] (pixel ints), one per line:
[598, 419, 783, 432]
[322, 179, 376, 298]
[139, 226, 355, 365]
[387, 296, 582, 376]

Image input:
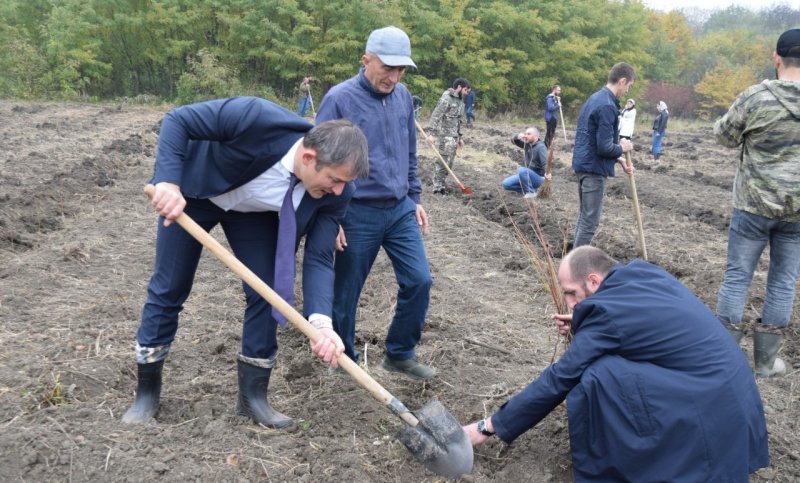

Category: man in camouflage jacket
[426, 78, 470, 194]
[714, 28, 800, 378]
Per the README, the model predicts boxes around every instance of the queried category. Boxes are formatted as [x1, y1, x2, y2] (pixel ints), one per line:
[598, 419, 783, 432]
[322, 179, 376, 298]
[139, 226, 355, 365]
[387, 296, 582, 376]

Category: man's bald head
[558, 247, 617, 309]
[563, 246, 617, 282]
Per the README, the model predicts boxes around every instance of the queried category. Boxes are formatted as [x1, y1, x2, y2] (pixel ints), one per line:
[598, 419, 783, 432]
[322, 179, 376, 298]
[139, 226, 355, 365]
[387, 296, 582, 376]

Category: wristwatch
[477, 418, 495, 436]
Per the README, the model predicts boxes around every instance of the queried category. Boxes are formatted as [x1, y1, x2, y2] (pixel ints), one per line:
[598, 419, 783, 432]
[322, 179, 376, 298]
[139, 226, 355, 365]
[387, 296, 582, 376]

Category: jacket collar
[357, 67, 391, 100]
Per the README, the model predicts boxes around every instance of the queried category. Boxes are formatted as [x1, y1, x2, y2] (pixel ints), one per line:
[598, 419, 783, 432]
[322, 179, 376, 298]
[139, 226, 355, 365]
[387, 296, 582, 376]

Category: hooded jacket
[428, 87, 464, 139]
[714, 79, 800, 221]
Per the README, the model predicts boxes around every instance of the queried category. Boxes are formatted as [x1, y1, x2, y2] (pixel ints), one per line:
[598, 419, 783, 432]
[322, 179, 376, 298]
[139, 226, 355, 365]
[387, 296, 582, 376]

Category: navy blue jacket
[571, 87, 623, 177]
[464, 90, 475, 109]
[491, 260, 769, 481]
[150, 96, 354, 317]
[544, 93, 559, 122]
[316, 68, 422, 204]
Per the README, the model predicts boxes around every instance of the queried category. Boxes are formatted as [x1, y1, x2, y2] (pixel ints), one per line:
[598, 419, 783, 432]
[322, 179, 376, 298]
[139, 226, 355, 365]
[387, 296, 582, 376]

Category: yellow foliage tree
[695, 65, 758, 117]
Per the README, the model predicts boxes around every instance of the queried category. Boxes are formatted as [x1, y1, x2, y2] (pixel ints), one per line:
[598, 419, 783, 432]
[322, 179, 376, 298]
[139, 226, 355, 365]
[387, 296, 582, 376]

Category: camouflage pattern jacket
[428, 88, 464, 139]
[714, 79, 800, 222]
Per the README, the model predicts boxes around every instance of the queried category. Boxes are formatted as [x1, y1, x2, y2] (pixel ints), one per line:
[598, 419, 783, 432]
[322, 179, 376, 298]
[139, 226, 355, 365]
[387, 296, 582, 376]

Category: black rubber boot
[722, 322, 744, 345]
[122, 359, 164, 424]
[754, 330, 786, 378]
[236, 360, 294, 429]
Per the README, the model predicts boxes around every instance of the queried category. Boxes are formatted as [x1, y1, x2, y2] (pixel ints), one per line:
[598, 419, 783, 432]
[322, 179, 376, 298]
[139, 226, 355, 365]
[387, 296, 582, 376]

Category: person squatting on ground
[427, 77, 470, 195]
[122, 97, 369, 427]
[714, 27, 800, 378]
[651, 100, 669, 160]
[618, 98, 636, 140]
[464, 86, 476, 127]
[501, 126, 551, 199]
[544, 84, 561, 148]
[463, 246, 769, 482]
[296, 76, 313, 117]
[571, 62, 635, 248]
[315, 26, 437, 380]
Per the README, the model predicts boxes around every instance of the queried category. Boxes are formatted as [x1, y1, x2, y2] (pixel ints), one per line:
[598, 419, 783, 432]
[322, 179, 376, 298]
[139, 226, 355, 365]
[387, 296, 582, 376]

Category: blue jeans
[652, 131, 665, 154]
[297, 96, 310, 117]
[333, 197, 432, 362]
[502, 166, 545, 194]
[716, 209, 800, 328]
[138, 198, 281, 359]
[573, 173, 606, 247]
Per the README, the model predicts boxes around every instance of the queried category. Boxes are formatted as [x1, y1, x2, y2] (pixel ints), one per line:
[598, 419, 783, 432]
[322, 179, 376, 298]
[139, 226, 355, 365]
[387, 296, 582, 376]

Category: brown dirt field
[1, 100, 798, 482]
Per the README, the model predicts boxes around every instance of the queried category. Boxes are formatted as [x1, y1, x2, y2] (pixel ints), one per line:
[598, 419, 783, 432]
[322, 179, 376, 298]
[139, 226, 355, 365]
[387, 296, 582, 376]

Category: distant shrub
[175, 50, 241, 106]
[642, 82, 698, 118]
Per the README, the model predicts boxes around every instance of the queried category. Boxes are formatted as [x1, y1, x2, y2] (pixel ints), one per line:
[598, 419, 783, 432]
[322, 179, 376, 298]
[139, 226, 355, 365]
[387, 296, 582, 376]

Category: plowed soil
[1, 100, 797, 482]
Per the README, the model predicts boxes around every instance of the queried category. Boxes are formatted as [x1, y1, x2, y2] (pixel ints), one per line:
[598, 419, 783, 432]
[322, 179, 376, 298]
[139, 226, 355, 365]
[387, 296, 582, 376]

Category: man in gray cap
[316, 26, 436, 380]
[714, 28, 800, 377]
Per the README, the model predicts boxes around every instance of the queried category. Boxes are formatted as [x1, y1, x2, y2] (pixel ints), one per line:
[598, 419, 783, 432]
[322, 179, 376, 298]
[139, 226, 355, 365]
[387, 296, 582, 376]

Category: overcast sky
[641, 0, 792, 12]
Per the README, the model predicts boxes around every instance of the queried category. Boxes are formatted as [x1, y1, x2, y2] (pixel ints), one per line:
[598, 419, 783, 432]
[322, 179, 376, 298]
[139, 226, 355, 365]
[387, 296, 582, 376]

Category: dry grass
[503, 194, 571, 361]
[537, 138, 558, 199]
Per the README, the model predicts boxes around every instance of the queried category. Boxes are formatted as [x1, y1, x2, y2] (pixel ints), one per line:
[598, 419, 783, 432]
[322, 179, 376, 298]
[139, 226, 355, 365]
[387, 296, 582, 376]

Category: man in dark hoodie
[714, 28, 800, 378]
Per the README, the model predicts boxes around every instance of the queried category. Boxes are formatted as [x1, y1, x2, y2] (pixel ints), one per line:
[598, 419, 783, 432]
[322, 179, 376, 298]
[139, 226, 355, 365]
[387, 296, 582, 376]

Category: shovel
[624, 152, 648, 260]
[143, 185, 473, 478]
[558, 102, 568, 143]
[306, 84, 316, 118]
[414, 121, 473, 195]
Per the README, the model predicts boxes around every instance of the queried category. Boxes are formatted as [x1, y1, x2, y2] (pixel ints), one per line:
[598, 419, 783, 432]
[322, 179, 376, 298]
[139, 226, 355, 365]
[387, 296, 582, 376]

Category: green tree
[695, 65, 757, 117]
[40, 1, 111, 98]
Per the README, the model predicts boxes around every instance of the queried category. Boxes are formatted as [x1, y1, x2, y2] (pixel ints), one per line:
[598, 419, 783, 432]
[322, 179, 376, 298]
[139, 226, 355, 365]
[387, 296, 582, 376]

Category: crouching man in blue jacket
[464, 246, 769, 482]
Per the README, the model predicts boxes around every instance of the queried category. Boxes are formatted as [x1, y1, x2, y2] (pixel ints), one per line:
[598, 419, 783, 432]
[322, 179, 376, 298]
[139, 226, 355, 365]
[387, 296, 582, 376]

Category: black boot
[722, 322, 744, 345]
[122, 359, 164, 424]
[236, 360, 294, 429]
[754, 329, 786, 378]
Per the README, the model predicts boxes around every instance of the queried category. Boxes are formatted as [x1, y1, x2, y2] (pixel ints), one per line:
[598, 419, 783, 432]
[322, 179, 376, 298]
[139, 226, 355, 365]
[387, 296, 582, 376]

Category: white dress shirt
[210, 139, 305, 212]
[209, 138, 333, 331]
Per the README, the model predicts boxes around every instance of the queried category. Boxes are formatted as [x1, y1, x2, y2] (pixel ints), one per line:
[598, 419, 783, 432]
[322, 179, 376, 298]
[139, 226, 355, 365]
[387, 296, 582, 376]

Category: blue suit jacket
[491, 260, 769, 481]
[150, 96, 354, 317]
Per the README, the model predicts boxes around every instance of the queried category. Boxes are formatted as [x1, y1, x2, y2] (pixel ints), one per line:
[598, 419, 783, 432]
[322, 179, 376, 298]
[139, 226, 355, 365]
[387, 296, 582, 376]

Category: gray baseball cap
[365, 26, 416, 68]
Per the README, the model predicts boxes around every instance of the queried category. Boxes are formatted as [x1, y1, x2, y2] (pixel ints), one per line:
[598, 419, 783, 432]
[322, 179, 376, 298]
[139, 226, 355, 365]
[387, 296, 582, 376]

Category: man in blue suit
[464, 246, 769, 482]
[122, 97, 369, 428]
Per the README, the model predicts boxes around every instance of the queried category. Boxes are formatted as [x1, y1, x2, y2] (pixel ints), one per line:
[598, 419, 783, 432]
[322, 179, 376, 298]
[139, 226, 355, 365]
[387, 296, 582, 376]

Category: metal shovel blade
[396, 399, 474, 478]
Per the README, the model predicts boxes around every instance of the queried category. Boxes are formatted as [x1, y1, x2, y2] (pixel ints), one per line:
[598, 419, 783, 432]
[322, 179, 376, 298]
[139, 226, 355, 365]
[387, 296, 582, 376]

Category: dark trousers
[137, 198, 281, 359]
[545, 117, 558, 148]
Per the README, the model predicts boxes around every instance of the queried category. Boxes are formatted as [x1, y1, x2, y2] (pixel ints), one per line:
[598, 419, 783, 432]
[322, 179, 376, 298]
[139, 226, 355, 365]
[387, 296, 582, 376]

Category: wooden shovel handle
[415, 121, 469, 190]
[143, 185, 419, 426]
[624, 153, 648, 260]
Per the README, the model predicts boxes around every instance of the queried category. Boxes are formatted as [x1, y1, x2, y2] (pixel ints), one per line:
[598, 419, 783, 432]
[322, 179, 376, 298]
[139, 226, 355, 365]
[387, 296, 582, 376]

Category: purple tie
[272, 173, 299, 325]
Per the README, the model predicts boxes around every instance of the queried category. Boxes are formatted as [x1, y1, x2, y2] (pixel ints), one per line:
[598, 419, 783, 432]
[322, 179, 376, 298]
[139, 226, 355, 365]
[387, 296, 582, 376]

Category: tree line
[0, 0, 797, 118]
